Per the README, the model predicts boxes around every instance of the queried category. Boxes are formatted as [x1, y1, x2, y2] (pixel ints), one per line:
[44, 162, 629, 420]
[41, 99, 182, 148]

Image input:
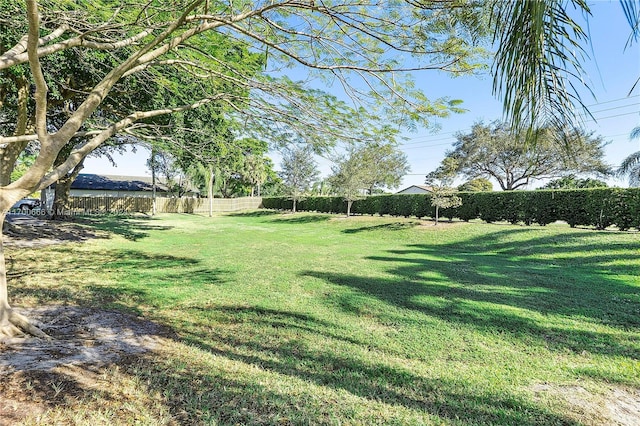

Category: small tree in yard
[425, 171, 462, 225]
[356, 142, 410, 195]
[280, 146, 319, 213]
[328, 154, 367, 217]
[330, 141, 409, 215]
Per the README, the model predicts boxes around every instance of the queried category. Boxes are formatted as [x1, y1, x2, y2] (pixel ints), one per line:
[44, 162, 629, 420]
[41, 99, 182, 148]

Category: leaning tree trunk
[0, 212, 49, 339]
[51, 179, 72, 219]
[51, 159, 84, 220]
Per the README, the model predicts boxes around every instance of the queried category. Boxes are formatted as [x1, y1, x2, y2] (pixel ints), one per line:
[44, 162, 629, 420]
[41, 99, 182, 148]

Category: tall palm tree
[617, 127, 640, 186]
[492, 0, 640, 134]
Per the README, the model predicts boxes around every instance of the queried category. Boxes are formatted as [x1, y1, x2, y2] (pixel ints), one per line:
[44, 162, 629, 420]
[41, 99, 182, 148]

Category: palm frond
[620, 0, 640, 46]
[618, 151, 640, 172]
[617, 150, 640, 187]
[491, 0, 592, 136]
[630, 126, 640, 140]
[621, 0, 640, 95]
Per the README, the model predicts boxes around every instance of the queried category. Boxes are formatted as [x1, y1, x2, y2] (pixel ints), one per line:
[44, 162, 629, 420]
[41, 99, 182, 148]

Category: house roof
[396, 185, 433, 193]
[71, 174, 170, 192]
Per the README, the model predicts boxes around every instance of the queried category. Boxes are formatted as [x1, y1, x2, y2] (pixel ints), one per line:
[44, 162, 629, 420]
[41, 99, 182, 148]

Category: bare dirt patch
[3, 214, 107, 248]
[0, 306, 174, 424]
[0, 306, 172, 372]
[530, 383, 640, 426]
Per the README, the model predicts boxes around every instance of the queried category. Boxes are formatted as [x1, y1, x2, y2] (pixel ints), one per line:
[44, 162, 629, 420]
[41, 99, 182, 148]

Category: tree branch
[26, 0, 49, 139]
[33, 96, 224, 190]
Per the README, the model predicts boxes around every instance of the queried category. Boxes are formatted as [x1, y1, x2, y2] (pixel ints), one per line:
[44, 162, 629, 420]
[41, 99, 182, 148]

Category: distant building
[396, 185, 433, 194]
[68, 174, 172, 197]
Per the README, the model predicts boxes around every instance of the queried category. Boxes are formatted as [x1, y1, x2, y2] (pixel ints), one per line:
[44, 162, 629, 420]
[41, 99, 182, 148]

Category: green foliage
[10, 151, 37, 182]
[617, 127, 640, 187]
[439, 121, 610, 190]
[279, 146, 319, 212]
[542, 176, 608, 189]
[458, 178, 493, 192]
[350, 142, 410, 195]
[264, 187, 640, 230]
[326, 140, 409, 215]
[491, 0, 591, 133]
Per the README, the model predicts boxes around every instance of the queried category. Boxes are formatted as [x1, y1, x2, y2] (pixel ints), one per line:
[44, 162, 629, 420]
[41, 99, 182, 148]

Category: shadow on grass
[302, 228, 640, 362]
[6, 247, 582, 424]
[342, 221, 421, 233]
[228, 211, 332, 225]
[1, 301, 582, 424]
[76, 215, 174, 241]
[227, 210, 282, 218]
[4, 223, 632, 424]
[268, 214, 332, 224]
[169, 305, 580, 425]
[7, 247, 228, 314]
[192, 305, 366, 347]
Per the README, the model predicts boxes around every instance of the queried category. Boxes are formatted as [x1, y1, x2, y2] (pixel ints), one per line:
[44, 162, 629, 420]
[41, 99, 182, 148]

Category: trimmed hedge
[262, 188, 640, 230]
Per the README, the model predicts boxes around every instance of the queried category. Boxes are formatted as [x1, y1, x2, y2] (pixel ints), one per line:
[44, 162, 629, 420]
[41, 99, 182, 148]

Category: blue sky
[84, 1, 640, 189]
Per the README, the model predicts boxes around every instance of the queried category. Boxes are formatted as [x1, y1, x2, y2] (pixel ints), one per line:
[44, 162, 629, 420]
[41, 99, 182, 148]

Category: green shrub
[262, 188, 640, 230]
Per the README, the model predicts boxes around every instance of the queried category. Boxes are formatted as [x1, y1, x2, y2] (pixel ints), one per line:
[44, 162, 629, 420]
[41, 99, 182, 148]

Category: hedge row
[262, 188, 640, 230]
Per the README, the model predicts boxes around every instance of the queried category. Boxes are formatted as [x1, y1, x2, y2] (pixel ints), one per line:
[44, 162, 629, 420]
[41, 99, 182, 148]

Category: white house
[396, 185, 433, 194]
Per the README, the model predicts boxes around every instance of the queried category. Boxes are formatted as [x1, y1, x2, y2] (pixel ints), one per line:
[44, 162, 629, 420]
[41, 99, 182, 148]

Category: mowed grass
[6, 212, 640, 425]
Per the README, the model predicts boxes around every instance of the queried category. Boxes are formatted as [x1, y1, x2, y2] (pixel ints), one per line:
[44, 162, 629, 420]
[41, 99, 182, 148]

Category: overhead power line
[401, 95, 640, 145]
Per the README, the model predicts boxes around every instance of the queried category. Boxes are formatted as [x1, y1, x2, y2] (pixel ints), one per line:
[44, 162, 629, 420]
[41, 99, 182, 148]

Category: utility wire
[401, 95, 640, 145]
[401, 107, 640, 148]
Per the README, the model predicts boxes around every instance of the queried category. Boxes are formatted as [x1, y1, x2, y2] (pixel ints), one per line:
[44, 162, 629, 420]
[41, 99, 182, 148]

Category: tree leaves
[491, 0, 592, 135]
[437, 121, 610, 190]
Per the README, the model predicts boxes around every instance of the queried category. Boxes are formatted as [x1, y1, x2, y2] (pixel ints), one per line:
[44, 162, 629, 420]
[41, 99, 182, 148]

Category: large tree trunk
[51, 178, 72, 219]
[0, 213, 10, 332]
[51, 160, 84, 220]
[0, 212, 50, 339]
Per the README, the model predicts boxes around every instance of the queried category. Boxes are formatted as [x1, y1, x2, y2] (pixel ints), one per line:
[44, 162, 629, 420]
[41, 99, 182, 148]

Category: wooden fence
[67, 196, 263, 214]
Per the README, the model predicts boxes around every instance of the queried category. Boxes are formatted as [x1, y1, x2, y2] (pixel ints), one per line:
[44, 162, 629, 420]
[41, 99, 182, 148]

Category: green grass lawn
[6, 212, 640, 425]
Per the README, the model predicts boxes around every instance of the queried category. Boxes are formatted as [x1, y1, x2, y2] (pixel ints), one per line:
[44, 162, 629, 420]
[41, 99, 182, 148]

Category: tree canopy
[541, 176, 608, 190]
[435, 121, 610, 190]
[328, 141, 409, 215]
[458, 178, 493, 192]
[280, 145, 319, 213]
[424, 171, 462, 225]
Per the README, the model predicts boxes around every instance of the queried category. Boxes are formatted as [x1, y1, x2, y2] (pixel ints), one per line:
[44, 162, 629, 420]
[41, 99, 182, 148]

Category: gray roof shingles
[71, 174, 169, 192]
